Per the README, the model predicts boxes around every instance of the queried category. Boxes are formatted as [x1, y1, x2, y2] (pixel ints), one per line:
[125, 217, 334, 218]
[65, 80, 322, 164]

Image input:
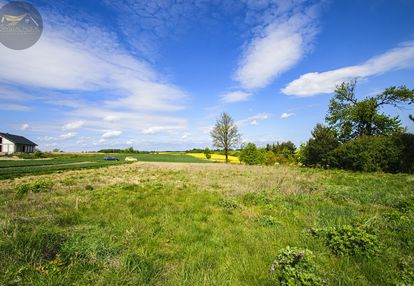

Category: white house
[0, 132, 37, 154]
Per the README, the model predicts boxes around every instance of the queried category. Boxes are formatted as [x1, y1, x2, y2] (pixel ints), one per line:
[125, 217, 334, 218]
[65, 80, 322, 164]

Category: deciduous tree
[210, 112, 241, 162]
[326, 80, 414, 142]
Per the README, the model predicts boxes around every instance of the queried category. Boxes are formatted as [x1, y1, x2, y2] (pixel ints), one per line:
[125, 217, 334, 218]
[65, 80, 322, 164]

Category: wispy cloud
[237, 113, 271, 127]
[221, 90, 252, 103]
[0, 103, 30, 111]
[0, 6, 190, 146]
[21, 123, 30, 130]
[142, 126, 182, 135]
[102, 130, 122, 139]
[60, 132, 77, 139]
[235, 2, 321, 90]
[280, 112, 295, 119]
[282, 41, 414, 96]
[103, 115, 121, 122]
[62, 120, 84, 131]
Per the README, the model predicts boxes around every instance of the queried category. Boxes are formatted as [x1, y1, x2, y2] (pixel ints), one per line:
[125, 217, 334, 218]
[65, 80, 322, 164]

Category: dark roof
[0, 132, 37, 146]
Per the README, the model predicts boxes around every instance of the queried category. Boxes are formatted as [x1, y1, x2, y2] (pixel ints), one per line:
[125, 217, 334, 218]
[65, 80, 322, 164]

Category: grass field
[0, 153, 208, 179]
[0, 162, 413, 285]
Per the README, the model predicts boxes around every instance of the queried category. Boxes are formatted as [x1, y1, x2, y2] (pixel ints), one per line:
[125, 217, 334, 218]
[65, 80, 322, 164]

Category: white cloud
[67, 107, 188, 135]
[0, 9, 190, 148]
[45, 143, 58, 148]
[103, 115, 120, 122]
[21, 123, 30, 130]
[102, 130, 122, 139]
[0, 14, 187, 113]
[62, 120, 84, 130]
[280, 112, 295, 119]
[235, 4, 320, 89]
[38, 136, 55, 142]
[0, 103, 30, 111]
[181, 133, 190, 139]
[282, 41, 414, 96]
[221, 90, 252, 103]
[141, 126, 181, 135]
[60, 132, 77, 139]
[237, 113, 271, 127]
[0, 86, 34, 102]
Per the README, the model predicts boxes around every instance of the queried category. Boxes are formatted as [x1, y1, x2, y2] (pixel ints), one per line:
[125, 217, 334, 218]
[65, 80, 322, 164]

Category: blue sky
[1, 0, 414, 151]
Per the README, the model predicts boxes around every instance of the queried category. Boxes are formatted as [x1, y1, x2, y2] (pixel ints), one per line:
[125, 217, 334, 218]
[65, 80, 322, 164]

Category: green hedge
[328, 133, 414, 173]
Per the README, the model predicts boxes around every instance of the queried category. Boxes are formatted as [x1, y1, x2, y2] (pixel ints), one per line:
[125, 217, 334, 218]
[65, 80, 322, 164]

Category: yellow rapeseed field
[187, 153, 240, 164]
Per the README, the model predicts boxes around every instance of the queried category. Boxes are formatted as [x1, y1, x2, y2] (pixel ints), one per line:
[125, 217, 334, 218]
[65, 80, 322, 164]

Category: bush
[34, 150, 46, 158]
[309, 225, 380, 256]
[203, 148, 212, 159]
[85, 185, 94, 191]
[329, 136, 400, 172]
[16, 180, 53, 196]
[394, 195, 414, 213]
[269, 246, 324, 285]
[240, 143, 266, 165]
[219, 198, 240, 210]
[16, 151, 47, 159]
[274, 154, 290, 165]
[264, 151, 276, 165]
[398, 256, 414, 286]
[259, 215, 279, 227]
[393, 133, 414, 173]
[301, 124, 339, 167]
[242, 191, 272, 206]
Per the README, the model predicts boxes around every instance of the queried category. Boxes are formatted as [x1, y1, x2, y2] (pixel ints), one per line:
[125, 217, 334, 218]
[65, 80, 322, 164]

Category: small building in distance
[0, 132, 37, 154]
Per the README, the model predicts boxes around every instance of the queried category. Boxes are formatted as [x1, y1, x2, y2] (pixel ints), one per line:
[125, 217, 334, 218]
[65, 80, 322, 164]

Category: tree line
[210, 80, 414, 173]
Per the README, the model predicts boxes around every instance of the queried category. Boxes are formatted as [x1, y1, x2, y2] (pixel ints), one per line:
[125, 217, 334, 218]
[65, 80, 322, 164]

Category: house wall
[0, 137, 15, 154]
[15, 144, 35, 153]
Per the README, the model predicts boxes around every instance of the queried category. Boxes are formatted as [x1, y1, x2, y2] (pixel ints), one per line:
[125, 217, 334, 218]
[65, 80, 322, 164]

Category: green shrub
[327, 133, 414, 173]
[398, 256, 414, 286]
[36, 254, 64, 275]
[269, 246, 324, 285]
[393, 133, 414, 173]
[239, 143, 266, 165]
[85, 184, 94, 191]
[309, 225, 380, 256]
[274, 154, 290, 165]
[395, 195, 414, 213]
[204, 148, 212, 159]
[219, 198, 240, 210]
[329, 136, 400, 172]
[259, 215, 279, 227]
[265, 150, 277, 165]
[34, 150, 46, 158]
[301, 124, 339, 168]
[242, 191, 272, 206]
[16, 180, 53, 195]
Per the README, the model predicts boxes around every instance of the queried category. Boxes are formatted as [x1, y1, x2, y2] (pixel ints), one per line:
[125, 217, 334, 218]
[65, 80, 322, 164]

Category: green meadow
[0, 162, 413, 285]
[0, 153, 208, 179]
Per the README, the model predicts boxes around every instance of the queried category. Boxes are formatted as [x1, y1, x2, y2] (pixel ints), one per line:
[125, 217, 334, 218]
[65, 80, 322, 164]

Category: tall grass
[0, 163, 413, 285]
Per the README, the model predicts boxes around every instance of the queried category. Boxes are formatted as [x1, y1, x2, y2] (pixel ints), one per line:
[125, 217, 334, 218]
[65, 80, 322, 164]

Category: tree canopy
[240, 143, 265, 165]
[301, 124, 339, 167]
[326, 79, 414, 142]
[210, 112, 241, 162]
